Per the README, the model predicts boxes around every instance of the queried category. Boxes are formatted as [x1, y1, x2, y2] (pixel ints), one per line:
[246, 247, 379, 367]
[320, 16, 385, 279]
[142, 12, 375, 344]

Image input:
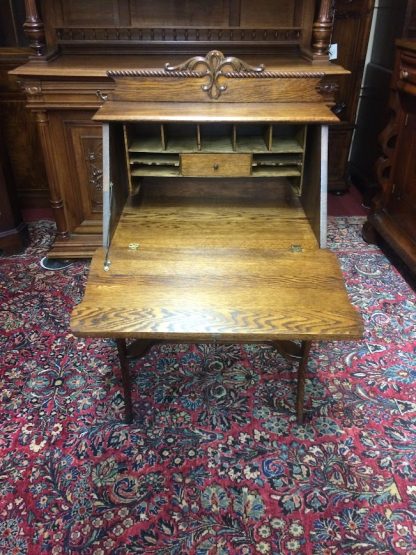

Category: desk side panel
[102, 123, 130, 261]
[301, 124, 328, 248]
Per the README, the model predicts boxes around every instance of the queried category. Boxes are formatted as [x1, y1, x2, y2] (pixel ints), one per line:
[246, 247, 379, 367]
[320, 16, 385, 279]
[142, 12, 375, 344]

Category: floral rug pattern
[1, 217, 416, 554]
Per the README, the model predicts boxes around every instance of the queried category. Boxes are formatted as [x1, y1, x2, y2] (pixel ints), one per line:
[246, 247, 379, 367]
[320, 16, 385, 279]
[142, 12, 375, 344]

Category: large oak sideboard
[13, 0, 348, 258]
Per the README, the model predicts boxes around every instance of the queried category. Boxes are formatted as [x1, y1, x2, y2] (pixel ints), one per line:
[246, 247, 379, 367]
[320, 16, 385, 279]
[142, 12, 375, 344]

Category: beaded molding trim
[108, 50, 325, 99]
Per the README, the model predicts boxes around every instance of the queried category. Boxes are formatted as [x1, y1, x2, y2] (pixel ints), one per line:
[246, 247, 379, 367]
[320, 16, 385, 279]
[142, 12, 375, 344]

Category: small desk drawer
[181, 153, 252, 177]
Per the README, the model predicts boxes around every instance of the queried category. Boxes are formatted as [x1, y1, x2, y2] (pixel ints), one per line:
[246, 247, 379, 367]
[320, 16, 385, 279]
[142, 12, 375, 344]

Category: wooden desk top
[70, 179, 363, 342]
[10, 53, 349, 79]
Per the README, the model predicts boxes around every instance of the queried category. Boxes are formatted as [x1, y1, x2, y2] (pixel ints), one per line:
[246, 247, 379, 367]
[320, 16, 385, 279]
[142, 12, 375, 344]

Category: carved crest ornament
[107, 50, 325, 99]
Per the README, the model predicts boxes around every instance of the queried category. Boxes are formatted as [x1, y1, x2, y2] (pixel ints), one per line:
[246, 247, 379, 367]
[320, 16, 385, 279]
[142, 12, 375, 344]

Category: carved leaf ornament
[108, 50, 325, 100]
[165, 49, 265, 99]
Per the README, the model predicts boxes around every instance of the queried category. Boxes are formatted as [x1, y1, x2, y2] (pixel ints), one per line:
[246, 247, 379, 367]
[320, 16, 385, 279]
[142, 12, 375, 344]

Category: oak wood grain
[181, 153, 252, 177]
[93, 101, 340, 123]
[71, 246, 362, 340]
[10, 54, 349, 79]
[71, 178, 362, 341]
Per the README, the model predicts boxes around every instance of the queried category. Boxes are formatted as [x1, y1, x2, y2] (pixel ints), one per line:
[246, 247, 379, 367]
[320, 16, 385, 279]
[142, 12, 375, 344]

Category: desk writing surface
[70, 180, 363, 341]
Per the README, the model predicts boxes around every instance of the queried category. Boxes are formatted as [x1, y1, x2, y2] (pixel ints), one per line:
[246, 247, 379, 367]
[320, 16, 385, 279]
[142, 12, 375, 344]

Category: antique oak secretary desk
[15, 0, 363, 423]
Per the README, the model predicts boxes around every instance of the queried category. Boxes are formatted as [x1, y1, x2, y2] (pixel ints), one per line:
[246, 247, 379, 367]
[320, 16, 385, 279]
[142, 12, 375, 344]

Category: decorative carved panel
[84, 138, 103, 213]
[63, 121, 104, 225]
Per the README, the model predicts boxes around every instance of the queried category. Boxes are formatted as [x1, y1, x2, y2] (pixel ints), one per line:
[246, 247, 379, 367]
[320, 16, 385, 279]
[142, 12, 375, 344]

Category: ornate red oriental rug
[1, 218, 415, 555]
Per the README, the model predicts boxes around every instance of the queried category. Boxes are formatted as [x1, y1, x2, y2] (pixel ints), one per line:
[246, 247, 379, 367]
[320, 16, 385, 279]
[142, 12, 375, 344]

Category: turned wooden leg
[116, 338, 133, 424]
[296, 341, 312, 424]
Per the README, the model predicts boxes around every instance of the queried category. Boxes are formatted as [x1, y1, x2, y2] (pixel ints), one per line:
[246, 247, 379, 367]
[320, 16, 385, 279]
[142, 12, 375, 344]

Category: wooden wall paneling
[129, 0, 230, 27]
[61, 0, 121, 27]
[41, 0, 61, 49]
[118, 0, 132, 26]
[240, 0, 296, 27]
[228, 0, 241, 26]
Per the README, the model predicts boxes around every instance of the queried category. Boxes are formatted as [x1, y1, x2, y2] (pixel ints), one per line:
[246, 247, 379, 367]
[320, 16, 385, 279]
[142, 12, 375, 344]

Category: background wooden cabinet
[0, 127, 26, 254]
[4, 0, 379, 255]
[363, 40, 416, 274]
[0, 1, 49, 209]
[349, 0, 415, 205]
[328, 0, 374, 192]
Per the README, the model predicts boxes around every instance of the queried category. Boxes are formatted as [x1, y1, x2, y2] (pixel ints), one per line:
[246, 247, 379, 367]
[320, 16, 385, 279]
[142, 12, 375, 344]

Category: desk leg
[116, 339, 133, 424]
[296, 340, 312, 424]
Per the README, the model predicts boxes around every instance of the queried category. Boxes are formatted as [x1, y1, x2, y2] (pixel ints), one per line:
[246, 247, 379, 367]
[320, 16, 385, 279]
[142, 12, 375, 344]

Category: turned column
[312, 0, 333, 59]
[34, 111, 69, 239]
[23, 0, 46, 58]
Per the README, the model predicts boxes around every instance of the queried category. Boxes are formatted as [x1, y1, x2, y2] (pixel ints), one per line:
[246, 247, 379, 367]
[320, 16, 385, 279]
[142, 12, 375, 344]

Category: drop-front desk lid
[70, 181, 363, 342]
[70, 245, 363, 341]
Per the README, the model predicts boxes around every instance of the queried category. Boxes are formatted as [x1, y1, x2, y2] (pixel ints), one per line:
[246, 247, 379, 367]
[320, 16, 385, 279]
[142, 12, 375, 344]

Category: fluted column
[35, 111, 69, 239]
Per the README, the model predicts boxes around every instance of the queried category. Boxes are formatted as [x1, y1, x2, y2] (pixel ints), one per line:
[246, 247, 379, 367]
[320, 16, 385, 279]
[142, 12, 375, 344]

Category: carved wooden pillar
[34, 111, 69, 239]
[23, 0, 46, 58]
[312, 0, 333, 58]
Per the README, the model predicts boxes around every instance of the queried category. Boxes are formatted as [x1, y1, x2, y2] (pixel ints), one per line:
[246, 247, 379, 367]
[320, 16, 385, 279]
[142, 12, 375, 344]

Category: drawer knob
[400, 68, 409, 81]
[213, 163, 219, 170]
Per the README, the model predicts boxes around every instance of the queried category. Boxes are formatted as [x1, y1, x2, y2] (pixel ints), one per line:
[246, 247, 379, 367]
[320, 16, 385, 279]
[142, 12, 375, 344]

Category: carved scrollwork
[84, 141, 103, 212]
[108, 50, 326, 100]
[164, 50, 265, 99]
[96, 90, 109, 102]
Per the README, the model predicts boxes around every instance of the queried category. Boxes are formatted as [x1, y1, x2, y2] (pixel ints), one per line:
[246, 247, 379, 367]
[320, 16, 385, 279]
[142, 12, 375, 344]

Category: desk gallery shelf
[126, 122, 306, 182]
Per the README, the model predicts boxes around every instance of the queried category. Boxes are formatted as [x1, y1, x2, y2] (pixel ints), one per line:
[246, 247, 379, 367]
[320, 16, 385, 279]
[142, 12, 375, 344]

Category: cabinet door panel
[58, 114, 104, 232]
[66, 126, 103, 217]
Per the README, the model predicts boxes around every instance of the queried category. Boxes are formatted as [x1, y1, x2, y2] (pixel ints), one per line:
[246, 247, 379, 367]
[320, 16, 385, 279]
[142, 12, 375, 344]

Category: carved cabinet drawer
[180, 153, 252, 177]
